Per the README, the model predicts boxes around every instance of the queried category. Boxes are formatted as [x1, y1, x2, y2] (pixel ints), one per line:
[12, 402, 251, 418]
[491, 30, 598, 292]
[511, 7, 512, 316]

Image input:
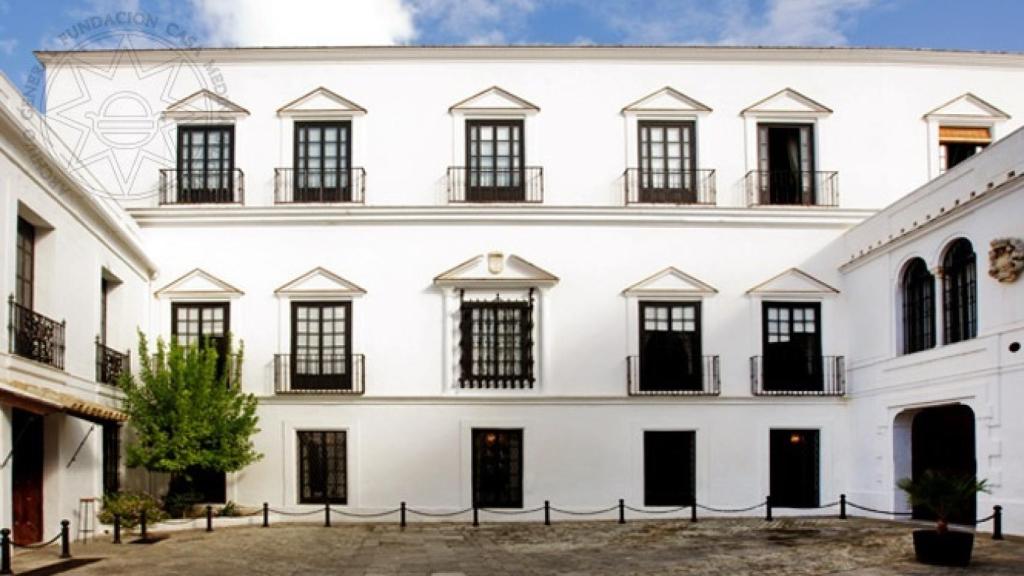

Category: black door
[758, 124, 814, 205]
[762, 302, 822, 392]
[171, 302, 230, 379]
[12, 409, 44, 544]
[177, 125, 234, 203]
[644, 431, 696, 506]
[291, 302, 352, 390]
[912, 405, 976, 524]
[770, 429, 820, 508]
[638, 121, 696, 203]
[472, 429, 523, 508]
[466, 120, 524, 202]
[294, 122, 351, 202]
[639, 302, 702, 391]
[298, 431, 348, 504]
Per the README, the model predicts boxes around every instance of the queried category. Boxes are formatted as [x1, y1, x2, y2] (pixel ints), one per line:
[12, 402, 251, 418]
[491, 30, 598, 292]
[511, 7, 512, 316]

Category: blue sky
[2, 0, 1023, 96]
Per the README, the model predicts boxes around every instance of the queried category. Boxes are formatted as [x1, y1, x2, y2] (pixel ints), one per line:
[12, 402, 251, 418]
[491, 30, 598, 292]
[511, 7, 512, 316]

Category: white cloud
[409, 0, 537, 44]
[188, 0, 416, 46]
[720, 0, 874, 45]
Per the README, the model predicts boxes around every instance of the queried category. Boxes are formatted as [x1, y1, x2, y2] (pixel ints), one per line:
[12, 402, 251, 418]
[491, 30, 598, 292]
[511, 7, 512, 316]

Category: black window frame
[297, 430, 347, 505]
[290, 301, 353, 391]
[638, 301, 703, 391]
[15, 217, 35, 309]
[293, 121, 352, 202]
[902, 258, 936, 354]
[465, 119, 525, 202]
[458, 292, 535, 389]
[102, 424, 120, 495]
[170, 301, 230, 377]
[756, 122, 816, 205]
[942, 238, 977, 344]
[638, 120, 698, 203]
[471, 428, 524, 509]
[176, 124, 235, 203]
[761, 301, 823, 391]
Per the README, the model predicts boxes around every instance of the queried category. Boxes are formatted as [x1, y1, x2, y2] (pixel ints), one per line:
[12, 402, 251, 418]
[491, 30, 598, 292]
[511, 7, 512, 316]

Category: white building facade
[0, 46, 1021, 539]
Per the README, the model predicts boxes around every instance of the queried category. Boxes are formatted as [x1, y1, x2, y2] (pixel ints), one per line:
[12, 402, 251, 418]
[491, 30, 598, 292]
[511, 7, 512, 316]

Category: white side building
[0, 46, 1019, 539]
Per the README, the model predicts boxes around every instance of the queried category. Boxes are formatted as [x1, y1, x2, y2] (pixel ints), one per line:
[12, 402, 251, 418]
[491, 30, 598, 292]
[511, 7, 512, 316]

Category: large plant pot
[912, 530, 974, 567]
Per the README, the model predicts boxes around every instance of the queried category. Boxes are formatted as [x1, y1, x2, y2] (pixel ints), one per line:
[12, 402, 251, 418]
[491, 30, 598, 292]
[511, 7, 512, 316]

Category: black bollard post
[1, 528, 12, 575]
[993, 505, 1003, 541]
[324, 503, 331, 528]
[472, 507, 479, 527]
[140, 509, 148, 541]
[262, 503, 269, 528]
[400, 502, 407, 528]
[113, 514, 122, 544]
[840, 494, 847, 520]
[60, 520, 71, 558]
[691, 503, 698, 523]
[765, 496, 773, 522]
[206, 505, 213, 532]
[618, 499, 625, 524]
[541, 501, 549, 526]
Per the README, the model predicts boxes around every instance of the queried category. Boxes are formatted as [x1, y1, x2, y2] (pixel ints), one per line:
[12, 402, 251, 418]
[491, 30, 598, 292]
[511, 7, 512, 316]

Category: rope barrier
[976, 513, 996, 523]
[625, 505, 689, 514]
[695, 502, 766, 513]
[406, 507, 473, 518]
[817, 501, 841, 508]
[845, 502, 913, 516]
[11, 532, 61, 550]
[329, 508, 402, 519]
[267, 508, 323, 517]
[480, 506, 545, 515]
[550, 505, 620, 516]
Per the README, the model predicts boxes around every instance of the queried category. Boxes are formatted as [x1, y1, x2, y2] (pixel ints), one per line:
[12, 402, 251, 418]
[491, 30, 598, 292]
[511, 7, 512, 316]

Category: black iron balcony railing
[8, 296, 64, 370]
[623, 168, 716, 205]
[95, 338, 130, 386]
[745, 170, 838, 207]
[447, 166, 543, 203]
[627, 355, 720, 396]
[274, 167, 366, 204]
[159, 168, 245, 205]
[750, 355, 845, 396]
[274, 353, 365, 394]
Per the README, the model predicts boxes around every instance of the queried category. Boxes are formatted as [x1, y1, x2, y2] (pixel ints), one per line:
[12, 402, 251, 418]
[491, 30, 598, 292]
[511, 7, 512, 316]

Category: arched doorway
[904, 404, 977, 525]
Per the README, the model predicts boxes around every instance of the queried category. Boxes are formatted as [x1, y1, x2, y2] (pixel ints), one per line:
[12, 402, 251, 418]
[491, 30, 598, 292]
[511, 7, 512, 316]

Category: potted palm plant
[897, 470, 989, 567]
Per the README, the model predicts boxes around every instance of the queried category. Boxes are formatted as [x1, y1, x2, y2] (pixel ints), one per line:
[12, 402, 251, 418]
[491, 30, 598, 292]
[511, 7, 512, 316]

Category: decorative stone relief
[988, 237, 1024, 283]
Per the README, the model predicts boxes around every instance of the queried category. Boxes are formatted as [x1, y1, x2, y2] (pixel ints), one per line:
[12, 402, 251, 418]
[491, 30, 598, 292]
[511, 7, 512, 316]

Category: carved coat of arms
[988, 238, 1024, 283]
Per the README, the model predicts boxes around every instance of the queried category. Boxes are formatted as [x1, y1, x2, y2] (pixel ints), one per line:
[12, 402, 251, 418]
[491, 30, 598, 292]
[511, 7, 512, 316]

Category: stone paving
[8, 518, 1023, 575]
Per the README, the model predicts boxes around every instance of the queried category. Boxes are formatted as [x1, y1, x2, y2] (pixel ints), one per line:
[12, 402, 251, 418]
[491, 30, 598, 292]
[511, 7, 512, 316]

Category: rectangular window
[100, 278, 110, 345]
[762, 302, 822, 391]
[639, 302, 702, 391]
[291, 301, 351, 390]
[294, 121, 351, 202]
[769, 429, 820, 508]
[15, 217, 35, 309]
[939, 126, 990, 172]
[102, 424, 120, 494]
[757, 123, 815, 205]
[644, 431, 696, 507]
[459, 295, 534, 389]
[171, 302, 230, 377]
[298, 430, 347, 504]
[472, 428, 523, 508]
[466, 119, 524, 202]
[638, 121, 696, 203]
[177, 125, 234, 203]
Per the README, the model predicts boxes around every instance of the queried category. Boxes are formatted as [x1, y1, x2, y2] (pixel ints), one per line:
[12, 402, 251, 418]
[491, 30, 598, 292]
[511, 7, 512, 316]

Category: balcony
[745, 170, 838, 207]
[750, 355, 845, 396]
[95, 339, 130, 386]
[447, 166, 543, 203]
[8, 296, 64, 370]
[274, 167, 366, 204]
[623, 168, 716, 205]
[627, 355, 720, 396]
[159, 168, 244, 205]
[273, 353, 364, 394]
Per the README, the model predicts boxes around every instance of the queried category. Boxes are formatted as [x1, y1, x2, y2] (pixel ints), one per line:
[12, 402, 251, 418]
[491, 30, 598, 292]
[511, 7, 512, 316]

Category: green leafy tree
[120, 331, 261, 510]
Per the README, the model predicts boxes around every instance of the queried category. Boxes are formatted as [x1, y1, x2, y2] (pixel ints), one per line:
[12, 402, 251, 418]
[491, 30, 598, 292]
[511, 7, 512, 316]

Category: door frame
[11, 409, 44, 544]
[470, 427, 524, 509]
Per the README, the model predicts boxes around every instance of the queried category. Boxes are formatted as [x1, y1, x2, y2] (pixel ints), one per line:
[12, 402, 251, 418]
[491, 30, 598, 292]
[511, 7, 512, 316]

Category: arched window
[942, 239, 977, 344]
[902, 258, 935, 354]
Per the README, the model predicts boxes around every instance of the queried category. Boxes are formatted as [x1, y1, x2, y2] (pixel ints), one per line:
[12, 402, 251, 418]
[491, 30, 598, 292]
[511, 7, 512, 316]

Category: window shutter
[939, 126, 991, 144]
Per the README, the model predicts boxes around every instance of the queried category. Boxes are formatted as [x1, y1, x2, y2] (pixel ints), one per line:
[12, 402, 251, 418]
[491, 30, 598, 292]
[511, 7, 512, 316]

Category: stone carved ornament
[988, 237, 1024, 283]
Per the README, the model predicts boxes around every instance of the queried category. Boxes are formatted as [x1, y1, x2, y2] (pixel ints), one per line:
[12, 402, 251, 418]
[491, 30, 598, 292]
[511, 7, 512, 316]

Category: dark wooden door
[472, 429, 523, 508]
[466, 120, 524, 202]
[770, 429, 819, 508]
[644, 431, 696, 506]
[638, 121, 697, 203]
[912, 405, 976, 524]
[758, 123, 814, 205]
[12, 409, 44, 543]
[639, 302, 702, 391]
[763, 302, 822, 391]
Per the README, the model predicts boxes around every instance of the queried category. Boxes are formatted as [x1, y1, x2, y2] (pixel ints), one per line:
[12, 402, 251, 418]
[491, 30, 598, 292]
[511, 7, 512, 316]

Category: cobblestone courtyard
[9, 518, 1023, 575]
